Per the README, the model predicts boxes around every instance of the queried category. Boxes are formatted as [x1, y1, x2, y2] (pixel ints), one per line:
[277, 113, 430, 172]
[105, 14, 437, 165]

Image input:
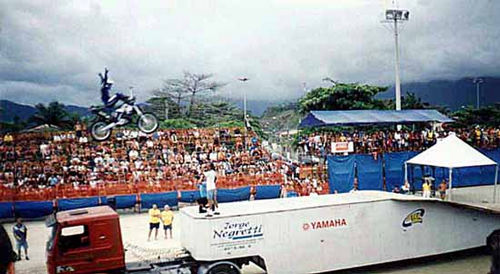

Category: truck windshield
[46, 224, 57, 252]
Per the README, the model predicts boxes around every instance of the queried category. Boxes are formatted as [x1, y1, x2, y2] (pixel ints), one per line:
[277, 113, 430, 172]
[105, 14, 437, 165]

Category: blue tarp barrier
[480, 148, 500, 164]
[433, 166, 448, 185]
[140, 192, 178, 209]
[14, 201, 53, 218]
[255, 185, 280, 200]
[410, 165, 424, 191]
[355, 154, 383, 191]
[179, 190, 201, 203]
[217, 186, 251, 203]
[385, 151, 413, 192]
[452, 166, 496, 187]
[58, 197, 100, 211]
[114, 195, 137, 209]
[0, 202, 13, 219]
[287, 191, 298, 197]
[327, 155, 355, 193]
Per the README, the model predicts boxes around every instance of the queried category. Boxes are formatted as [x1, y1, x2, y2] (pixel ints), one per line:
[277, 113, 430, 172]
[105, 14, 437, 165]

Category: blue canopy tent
[299, 109, 453, 127]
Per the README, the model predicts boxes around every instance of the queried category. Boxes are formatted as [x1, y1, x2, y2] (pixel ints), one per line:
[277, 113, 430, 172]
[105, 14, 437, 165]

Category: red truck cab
[46, 206, 126, 274]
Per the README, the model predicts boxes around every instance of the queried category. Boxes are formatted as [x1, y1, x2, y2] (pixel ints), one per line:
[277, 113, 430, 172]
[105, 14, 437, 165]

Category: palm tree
[29, 101, 71, 128]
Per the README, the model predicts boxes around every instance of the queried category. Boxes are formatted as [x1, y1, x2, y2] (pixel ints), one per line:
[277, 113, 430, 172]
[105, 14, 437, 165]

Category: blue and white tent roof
[299, 109, 453, 127]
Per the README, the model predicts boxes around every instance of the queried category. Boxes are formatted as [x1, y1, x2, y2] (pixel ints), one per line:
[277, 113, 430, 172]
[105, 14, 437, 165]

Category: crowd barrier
[140, 192, 179, 209]
[355, 154, 383, 191]
[115, 194, 137, 209]
[328, 148, 500, 193]
[217, 186, 251, 203]
[255, 185, 281, 200]
[14, 201, 54, 219]
[0, 184, 283, 219]
[58, 197, 101, 211]
[0, 173, 284, 202]
[327, 155, 356, 193]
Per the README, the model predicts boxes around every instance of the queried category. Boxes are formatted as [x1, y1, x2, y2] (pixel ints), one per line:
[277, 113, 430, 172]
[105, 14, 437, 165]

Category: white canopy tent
[404, 134, 498, 202]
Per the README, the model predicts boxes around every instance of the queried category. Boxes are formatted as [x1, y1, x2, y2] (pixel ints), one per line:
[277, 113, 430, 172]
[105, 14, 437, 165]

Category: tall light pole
[473, 78, 483, 109]
[238, 77, 249, 150]
[382, 9, 410, 111]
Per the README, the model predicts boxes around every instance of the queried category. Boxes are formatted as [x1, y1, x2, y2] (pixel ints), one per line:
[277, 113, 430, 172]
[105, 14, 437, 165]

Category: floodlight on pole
[238, 77, 249, 150]
[382, 9, 410, 111]
[473, 77, 483, 109]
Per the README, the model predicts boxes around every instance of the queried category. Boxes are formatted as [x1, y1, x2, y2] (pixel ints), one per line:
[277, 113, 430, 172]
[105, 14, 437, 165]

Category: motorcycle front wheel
[137, 113, 159, 134]
[90, 121, 112, 141]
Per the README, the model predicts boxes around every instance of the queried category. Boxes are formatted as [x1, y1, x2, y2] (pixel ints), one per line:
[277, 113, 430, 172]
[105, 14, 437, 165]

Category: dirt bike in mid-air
[89, 69, 158, 141]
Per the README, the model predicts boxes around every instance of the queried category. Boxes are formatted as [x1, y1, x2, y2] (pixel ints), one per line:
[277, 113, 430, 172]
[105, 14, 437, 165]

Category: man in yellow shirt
[422, 179, 432, 198]
[148, 204, 161, 241]
[161, 205, 174, 239]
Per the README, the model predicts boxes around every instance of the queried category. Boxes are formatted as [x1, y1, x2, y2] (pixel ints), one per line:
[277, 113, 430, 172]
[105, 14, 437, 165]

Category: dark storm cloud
[0, 0, 499, 106]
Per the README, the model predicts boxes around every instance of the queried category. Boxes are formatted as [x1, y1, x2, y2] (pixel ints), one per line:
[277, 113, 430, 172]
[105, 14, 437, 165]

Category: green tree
[451, 104, 500, 128]
[398, 92, 429, 109]
[298, 82, 388, 113]
[147, 96, 181, 120]
[29, 101, 71, 128]
[154, 72, 224, 117]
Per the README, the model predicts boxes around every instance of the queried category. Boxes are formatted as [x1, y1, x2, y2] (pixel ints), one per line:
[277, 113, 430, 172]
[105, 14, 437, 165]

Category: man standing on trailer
[197, 176, 208, 213]
[204, 163, 219, 217]
[148, 204, 161, 241]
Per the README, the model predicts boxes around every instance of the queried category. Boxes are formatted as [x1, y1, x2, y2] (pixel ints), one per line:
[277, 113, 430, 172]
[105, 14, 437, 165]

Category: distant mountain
[0, 100, 37, 122]
[65, 104, 91, 117]
[378, 77, 500, 110]
[0, 100, 90, 123]
[231, 99, 275, 117]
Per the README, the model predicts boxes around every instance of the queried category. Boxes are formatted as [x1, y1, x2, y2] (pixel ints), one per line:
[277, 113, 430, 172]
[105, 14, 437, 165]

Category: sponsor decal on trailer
[211, 220, 263, 254]
[402, 208, 425, 229]
[303, 218, 347, 231]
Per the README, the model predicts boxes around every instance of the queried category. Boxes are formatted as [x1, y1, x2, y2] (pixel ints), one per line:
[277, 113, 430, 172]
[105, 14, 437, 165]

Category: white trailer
[179, 191, 500, 273]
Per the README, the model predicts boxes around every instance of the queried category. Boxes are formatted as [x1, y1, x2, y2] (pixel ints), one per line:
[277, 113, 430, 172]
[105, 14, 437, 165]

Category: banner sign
[331, 142, 354, 153]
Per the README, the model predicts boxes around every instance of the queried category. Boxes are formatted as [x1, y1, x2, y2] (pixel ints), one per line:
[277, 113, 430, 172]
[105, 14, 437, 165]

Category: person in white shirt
[203, 163, 219, 217]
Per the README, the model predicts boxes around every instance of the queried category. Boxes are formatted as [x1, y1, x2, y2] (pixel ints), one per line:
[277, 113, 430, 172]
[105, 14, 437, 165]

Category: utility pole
[164, 98, 169, 120]
[382, 8, 410, 111]
[238, 77, 249, 150]
[473, 78, 483, 109]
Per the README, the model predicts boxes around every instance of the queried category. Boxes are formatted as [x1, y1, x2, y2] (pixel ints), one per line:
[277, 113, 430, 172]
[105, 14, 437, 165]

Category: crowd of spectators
[297, 126, 500, 158]
[0, 127, 328, 200]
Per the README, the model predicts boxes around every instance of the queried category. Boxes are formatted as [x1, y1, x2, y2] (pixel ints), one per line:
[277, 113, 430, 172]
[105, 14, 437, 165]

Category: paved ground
[4, 186, 498, 274]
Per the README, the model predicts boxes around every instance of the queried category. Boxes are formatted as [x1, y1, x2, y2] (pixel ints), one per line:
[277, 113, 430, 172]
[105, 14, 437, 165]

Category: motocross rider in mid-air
[98, 68, 129, 122]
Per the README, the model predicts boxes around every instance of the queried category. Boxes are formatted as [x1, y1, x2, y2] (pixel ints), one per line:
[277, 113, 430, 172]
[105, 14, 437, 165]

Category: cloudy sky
[1, 0, 499, 106]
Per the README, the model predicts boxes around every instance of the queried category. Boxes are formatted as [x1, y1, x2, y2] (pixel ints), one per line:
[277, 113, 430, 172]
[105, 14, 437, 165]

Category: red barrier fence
[0, 172, 301, 202]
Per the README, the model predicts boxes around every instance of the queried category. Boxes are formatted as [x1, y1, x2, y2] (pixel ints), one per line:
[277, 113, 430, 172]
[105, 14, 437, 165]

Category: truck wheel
[206, 262, 240, 274]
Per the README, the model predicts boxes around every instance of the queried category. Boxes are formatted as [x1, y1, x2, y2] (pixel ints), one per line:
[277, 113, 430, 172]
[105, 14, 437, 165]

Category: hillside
[260, 102, 302, 133]
[378, 77, 500, 110]
[0, 100, 90, 123]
